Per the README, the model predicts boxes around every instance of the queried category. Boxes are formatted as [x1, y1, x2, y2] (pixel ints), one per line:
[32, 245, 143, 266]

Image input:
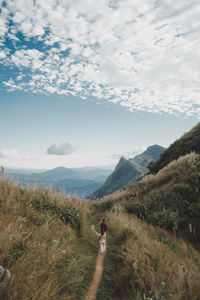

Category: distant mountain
[38, 167, 79, 181]
[5, 166, 113, 198]
[89, 145, 165, 199]
[37, 166, 112, 182]
[73, 167, 112, 181]
[149, 122, 200, 174]
[4, 168, 46, 174]
[55, 179, 104, 197]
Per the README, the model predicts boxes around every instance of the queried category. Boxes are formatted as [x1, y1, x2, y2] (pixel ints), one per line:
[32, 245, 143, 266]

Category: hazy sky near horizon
[0, 0, 200, 169]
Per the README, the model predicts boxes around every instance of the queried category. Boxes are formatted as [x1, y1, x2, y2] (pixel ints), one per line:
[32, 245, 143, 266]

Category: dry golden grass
[106, 212, 200, 300]
[0, 175, 96, 300]
[124, 152, 199, 201]
[1, 171, 200, 300]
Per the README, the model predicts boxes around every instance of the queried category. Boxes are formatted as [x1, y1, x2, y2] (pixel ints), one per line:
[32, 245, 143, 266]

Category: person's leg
[100, 241, 104, 253]
[102, 240, 105, 253]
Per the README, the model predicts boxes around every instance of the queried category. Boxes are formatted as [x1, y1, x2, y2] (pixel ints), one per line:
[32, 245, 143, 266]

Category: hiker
[100, 218, 108, 236]
[99, 219, 108, 254]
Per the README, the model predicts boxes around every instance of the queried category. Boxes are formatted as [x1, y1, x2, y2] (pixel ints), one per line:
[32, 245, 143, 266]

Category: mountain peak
[144, 145, 166, 160]
[146, 144, 165, 152]
[118, 156, 127, 163]
[89, 144, 165, 199]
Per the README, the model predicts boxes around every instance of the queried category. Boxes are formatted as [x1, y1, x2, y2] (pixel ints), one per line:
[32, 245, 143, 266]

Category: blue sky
[0, 0, 200, 169]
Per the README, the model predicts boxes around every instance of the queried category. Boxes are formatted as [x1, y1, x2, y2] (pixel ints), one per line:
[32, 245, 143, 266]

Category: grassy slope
[96, 153, 200, 248]
[149, 122, 200, 173]
[125, 153, 200, 246]
[1, 169, 200, 300]
[94, 210, 200, 300]
[0, 175, 98, 300]
[91, 153, 200, 299]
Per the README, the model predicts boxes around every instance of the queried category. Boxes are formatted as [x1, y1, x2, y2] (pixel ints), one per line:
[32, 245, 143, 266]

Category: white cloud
[47, 142, 77, 155]
[111, 146, 146, 160]
[0, 50, 6, 59]
[1, 0, 200, 116]
[0, 149, 19, 158]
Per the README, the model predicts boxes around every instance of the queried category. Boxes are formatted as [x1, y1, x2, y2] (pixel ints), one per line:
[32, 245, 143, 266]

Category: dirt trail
[84, 225, 106, 300]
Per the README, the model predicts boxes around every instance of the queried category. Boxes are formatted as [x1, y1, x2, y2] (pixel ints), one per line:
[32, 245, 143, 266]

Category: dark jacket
[100, 222, 108, 235]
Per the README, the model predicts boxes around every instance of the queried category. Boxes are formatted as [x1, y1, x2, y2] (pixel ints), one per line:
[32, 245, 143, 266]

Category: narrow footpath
[84, 225, 106, 300]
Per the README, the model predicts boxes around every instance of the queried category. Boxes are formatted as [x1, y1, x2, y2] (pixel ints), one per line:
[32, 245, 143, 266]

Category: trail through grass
[84, 225, 106, 300]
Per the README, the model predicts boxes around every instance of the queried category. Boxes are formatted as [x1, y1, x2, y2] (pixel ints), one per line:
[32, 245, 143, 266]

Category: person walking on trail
[100, 219, 108, 235]
[99, 219, 108, 254]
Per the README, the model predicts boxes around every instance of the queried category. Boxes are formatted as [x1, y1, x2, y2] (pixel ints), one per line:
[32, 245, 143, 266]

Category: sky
[0, 0, 200, 170]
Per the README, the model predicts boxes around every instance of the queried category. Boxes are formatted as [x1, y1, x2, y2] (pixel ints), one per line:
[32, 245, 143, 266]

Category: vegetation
[149, 122, 200, 173]
[96, 153, 200, 248]
[92, 123, 200, 299]
[128, 153, 200, 246]
[0, 175, 98, 300]
[1, 121, 200, 300]
[95, 212, 200, 300]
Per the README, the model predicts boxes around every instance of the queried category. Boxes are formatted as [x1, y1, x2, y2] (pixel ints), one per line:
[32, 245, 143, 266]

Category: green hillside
[97, 153, 200, 249]
[149, 122, 200, 173]
[90, 145, 165, 199]
[126, 153, 200, 245]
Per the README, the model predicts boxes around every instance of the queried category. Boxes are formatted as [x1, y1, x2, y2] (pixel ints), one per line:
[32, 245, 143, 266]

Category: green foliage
[29, 212, 50, 226]
[9, 241, 25, 262]
[143, 282, 166, 300]
[125, 202, 147, 219]
[149, 122, 200, 173]
[153, 231, 181, 253]
[31, 194, 81, 230]
[121, 154, 200, 247]
[147, 210, 179, 231]
[3, 241, 26, 267]
[92, 198, 114, 212]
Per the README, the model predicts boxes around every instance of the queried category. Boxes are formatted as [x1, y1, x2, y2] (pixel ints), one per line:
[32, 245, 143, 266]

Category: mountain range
[4, 166, 113, 197]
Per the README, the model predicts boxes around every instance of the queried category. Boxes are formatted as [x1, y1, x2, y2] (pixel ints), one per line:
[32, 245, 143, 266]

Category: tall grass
[103, 153, 200, 248]
[0, 175, 97, 300]
[97, 212, 200, 300]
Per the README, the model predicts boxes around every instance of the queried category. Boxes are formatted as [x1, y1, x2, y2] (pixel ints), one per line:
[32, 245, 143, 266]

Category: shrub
[125, 202, 147, 219]
[147, 210, 179, 231]
[92, 198, 114, 212]
[3, 241, 26, 267]
[31, 194, 81, 230]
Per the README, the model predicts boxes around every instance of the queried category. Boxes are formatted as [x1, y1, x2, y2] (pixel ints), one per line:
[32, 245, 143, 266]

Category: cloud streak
[1, 0, 200, 116]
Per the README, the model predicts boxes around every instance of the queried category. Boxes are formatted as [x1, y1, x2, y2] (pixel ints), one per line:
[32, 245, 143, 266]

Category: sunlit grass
[0, 175, 96, 300]
[98, 212, 200, 300]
